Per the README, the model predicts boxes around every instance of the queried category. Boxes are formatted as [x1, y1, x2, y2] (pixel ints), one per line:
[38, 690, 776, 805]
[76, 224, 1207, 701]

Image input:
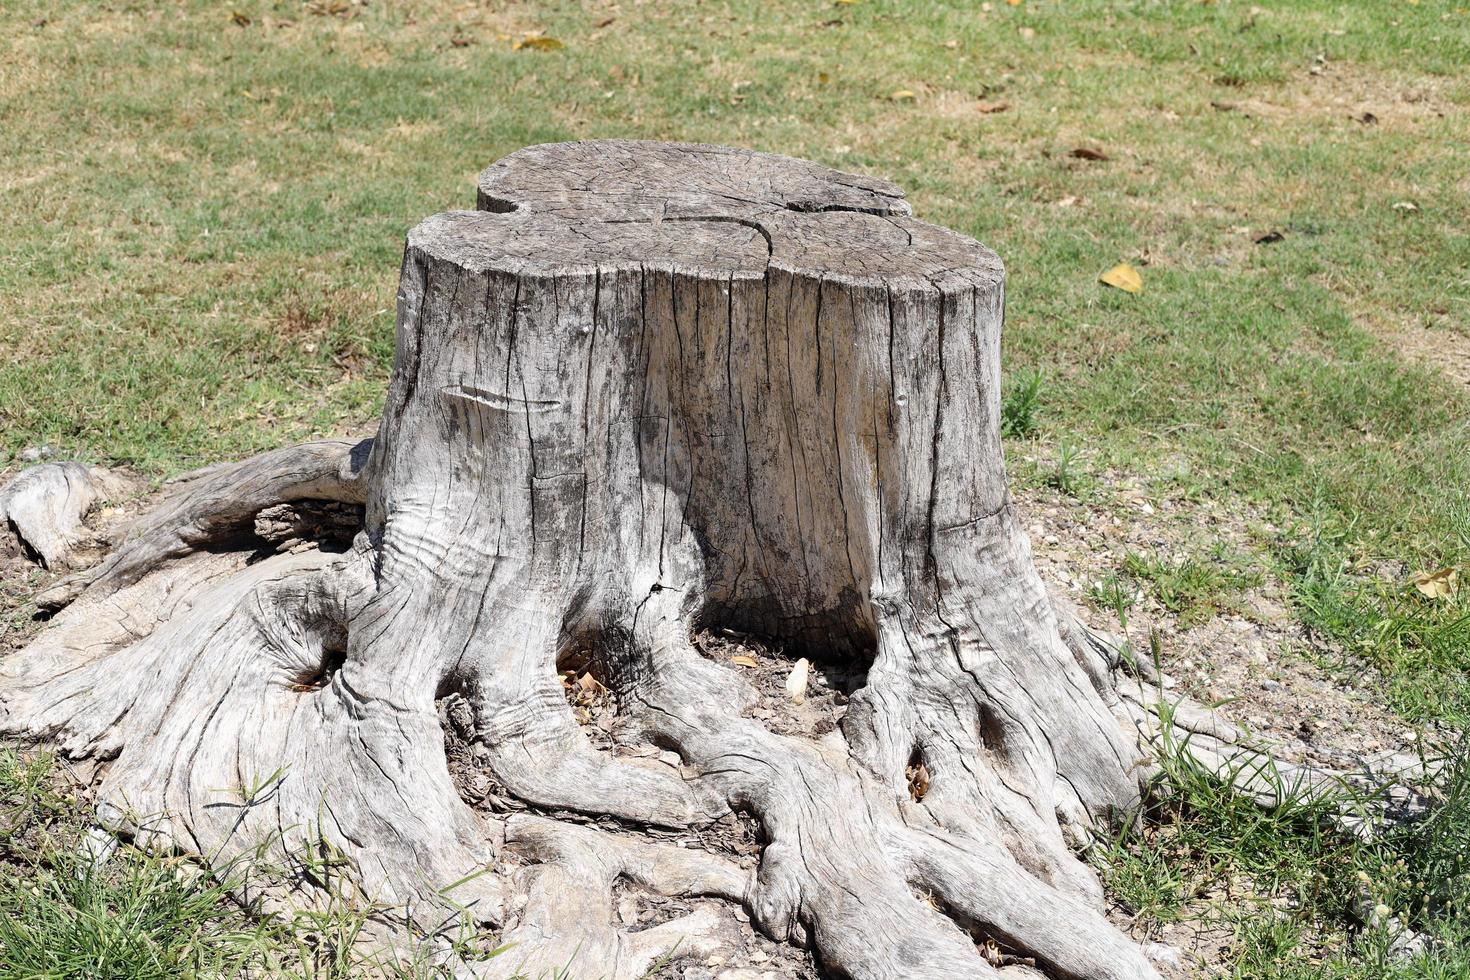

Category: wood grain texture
[0, 462, 127, 568]
[2, 141, 1185, 978]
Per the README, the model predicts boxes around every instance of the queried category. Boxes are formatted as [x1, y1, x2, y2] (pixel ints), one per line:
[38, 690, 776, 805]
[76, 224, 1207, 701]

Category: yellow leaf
[1100, 263, 1143, 294]
[890, 89, 916, 102]
[730, 654, 759, 668]
[1007, 0, 1023, 5]
[1412, 567, 1457, 600]
[513, 35, 564, 51]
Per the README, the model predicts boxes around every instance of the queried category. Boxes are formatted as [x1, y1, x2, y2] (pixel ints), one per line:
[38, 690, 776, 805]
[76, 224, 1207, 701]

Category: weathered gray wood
[35, 438, 371, 609]
[1, 141, 1186, 978]
[0, 462, 128, 568]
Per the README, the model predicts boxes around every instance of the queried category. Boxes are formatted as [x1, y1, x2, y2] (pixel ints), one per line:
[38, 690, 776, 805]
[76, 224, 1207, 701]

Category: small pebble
[1144, 942, 1185, 970]
[18, 444, 54, 463]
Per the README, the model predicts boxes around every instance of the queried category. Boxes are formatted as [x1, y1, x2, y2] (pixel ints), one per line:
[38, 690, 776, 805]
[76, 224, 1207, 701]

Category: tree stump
[1, 141, 1170, 979]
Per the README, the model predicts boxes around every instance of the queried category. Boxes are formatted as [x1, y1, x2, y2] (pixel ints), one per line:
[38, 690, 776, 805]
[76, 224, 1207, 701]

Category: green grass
[1283, 521, 1470, 727]
[0, 750, 505, 979]
[3, 0, 1470, 976]
[1118, 546, 1266, 628]
[1097, 715, 1470, 979]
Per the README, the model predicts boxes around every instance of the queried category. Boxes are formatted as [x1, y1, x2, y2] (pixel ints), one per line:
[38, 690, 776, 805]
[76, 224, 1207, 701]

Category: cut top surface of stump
[402, 139, 1005, 290]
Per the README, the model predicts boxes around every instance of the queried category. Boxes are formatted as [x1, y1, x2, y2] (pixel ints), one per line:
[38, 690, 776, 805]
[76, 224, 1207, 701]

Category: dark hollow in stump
[1, 141, 1170, 979]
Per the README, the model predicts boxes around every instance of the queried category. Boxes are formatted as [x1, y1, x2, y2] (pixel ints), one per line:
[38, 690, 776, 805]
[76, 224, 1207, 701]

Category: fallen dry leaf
[595, 16, 616, 27]
[907, 761, 931, 801]
[1070, 146, 1109, 161]
[1391, 200, 1420, 212]
[730, 654, 760, 668]
[1412, 567, 1458, 600]
[975, 100, 1010, 114]
[1253, 230, 1285, 245]
[889, 89, 917, 102]
[1100, 263, 1143, 294]
[1055, 195, 1079, 207]
[513, 35, 565, 51]
[785, 657, 811, 705]
[231, 10, 251, 25]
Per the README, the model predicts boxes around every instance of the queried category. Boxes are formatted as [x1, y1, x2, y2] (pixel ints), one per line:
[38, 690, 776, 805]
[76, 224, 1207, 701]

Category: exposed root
[494, 815, 749, 979]
[616, 564, 1162, 980]
[0, 462, 132, 569]
[4, 543, 502, 925]
[36, 438, 372, 611]
[462, 607, 722, 829]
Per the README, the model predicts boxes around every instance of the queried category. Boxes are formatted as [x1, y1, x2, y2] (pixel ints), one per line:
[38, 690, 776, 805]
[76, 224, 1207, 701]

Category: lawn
[2, 0, 1469, 976]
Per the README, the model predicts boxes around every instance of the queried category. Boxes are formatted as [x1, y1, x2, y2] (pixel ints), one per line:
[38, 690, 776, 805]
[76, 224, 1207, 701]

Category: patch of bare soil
[1019, 475, 1419, 766]
[1221, 62, 1456, 131]
[1015, 472, 1425, 977]
[1388, 323, 1470, 389]
[692, 629, 855, 741]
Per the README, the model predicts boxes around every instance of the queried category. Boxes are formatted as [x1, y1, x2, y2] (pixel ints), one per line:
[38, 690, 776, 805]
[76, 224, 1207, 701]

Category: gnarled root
[3, 540, 502, 922]
[0, 461, 132, 569]
[35, 437, 371, 611]
[495, 816, 749, 979]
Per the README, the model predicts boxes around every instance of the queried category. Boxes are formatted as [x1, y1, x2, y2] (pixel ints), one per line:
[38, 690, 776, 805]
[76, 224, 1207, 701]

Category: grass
[1284, 521, 1470, 727]
[1119, 546, 1266, 628]
[2, 0, 1469, 976]
[1096, 709, 1470, 979]
[0, 750, 505, 979]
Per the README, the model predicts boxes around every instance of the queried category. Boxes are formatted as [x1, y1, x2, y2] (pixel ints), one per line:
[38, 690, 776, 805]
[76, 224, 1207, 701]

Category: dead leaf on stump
[1070, 146, 1110, 161]
[907, 761, 931, 801]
